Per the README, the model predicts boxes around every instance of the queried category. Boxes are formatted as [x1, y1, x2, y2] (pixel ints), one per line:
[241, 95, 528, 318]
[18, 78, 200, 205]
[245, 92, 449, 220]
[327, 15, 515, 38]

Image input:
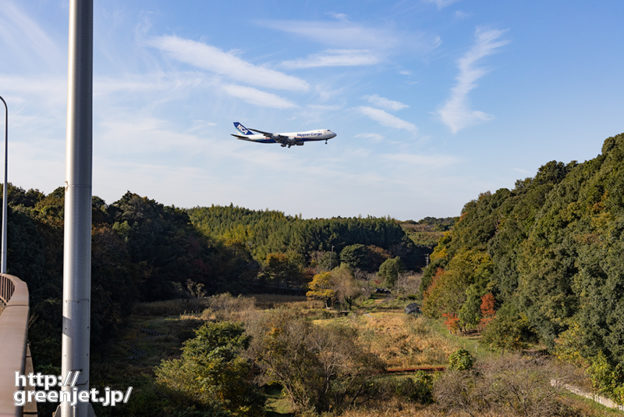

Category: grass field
[89, 294, 623, 417]
[314, 312, 455, 368]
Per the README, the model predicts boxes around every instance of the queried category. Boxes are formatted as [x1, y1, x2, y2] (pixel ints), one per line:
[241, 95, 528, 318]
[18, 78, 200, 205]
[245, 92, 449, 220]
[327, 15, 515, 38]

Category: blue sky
[1, 0, 623, 219]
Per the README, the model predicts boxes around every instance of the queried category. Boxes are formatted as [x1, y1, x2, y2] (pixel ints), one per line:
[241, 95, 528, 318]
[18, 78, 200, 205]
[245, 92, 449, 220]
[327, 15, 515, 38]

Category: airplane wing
[246, 128, 292, 145]
[273, 135, 292, 145]
[248, 127, 274, 136]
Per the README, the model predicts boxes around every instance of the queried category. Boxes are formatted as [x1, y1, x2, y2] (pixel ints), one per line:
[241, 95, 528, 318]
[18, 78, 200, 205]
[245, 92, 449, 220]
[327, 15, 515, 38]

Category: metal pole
[61, 0, 93, 416]
[0, 95, 7, 274]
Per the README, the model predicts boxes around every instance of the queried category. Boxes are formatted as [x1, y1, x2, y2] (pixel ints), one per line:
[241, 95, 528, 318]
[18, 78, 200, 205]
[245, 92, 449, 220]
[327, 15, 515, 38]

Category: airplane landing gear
[325, 140, 328, 144]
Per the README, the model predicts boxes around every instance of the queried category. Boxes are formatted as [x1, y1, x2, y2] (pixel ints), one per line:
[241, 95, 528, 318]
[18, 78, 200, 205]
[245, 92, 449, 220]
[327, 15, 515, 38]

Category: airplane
[231, 122, 337, 148]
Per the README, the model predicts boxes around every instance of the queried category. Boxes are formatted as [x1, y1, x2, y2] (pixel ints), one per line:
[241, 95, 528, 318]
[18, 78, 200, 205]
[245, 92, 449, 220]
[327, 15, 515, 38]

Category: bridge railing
[0, 274, 29, 417]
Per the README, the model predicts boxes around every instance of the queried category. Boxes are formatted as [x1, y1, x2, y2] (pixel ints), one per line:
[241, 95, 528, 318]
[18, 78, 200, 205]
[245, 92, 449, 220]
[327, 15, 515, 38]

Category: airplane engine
[295, 142, 304, 146]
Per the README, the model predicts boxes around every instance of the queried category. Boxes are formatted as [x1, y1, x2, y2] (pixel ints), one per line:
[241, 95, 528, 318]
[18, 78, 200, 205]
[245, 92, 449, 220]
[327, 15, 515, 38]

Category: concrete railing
[0, 274, 29, 417]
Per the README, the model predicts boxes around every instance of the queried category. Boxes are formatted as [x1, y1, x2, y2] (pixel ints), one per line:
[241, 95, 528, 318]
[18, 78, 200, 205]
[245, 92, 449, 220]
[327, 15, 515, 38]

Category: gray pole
[0, 95, 7, 274]
[61, 0, 93, 416]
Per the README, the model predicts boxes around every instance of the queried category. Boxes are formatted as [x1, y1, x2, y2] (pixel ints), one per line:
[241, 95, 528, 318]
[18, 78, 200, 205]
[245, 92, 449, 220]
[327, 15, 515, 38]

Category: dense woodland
[187, 205, 434, 272]
[420, 132, 624, 401]
[0, 186, 429, 371]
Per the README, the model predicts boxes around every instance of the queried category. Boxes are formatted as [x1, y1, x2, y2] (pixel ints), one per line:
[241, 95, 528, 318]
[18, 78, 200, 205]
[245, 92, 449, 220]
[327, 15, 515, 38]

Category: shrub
[155, 321, 263, 417]
[586, 352, 624, 403]
[434, 355, 580, 417]
[481, 304, 537, 351]
[246, 309, 384, 413]
[448, 348, 474, 371]
[395, 372, 433, 404]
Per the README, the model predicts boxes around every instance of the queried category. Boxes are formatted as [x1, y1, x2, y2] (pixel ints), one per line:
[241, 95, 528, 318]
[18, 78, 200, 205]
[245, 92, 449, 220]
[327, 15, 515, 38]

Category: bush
[395, 372, 433, 404]
[155, 321, 263, 417]
[434, 355, 580, 417]
[246, 309, 384, 413]
[448, 348, 474, 371]
[365, 373, 433, 407]
[481, 304, 537, 351]
[586, 352, 624, 403]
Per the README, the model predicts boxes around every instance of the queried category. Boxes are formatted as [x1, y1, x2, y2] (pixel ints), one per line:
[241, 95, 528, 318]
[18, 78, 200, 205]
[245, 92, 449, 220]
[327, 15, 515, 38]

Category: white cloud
[437, 28, 508, 133]
[355, 133, 384, 142]
[423, 0, 460, 9]
[0, 1, 62, 68]
[327, 12, 348, 21]
[454, 10, 471, 19]
[358, 106, 418, 133]
[258, 20, 400, 50]
[0, 75, 64, 95]
[259, 19, 441, 73]
[383, 153, 458, 167]
[150, 35, 309, 92]
[97, 117, 206, 155]
[281, 49, 379, 69]
[94, 72, 208, 96]
[222, 84, 296, 109]
[364, 94, 408, 111]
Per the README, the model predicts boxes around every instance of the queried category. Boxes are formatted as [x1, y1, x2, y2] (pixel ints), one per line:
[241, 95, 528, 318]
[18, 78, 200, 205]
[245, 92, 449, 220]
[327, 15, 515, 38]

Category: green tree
[316, 250, 339, 272]
[261, 252, 303, 288]
[458, 285, 482, 330]
[448, 349, 475, 371]
[340, 243, 370, 270]
[378, 257, 402, 287]
[156, 322, 263, 417]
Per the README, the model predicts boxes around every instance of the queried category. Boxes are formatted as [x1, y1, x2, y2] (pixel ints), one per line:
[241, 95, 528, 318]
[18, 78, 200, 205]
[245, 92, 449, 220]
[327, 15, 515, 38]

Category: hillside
[187, 205, 431, 271]
[420, 132, 624, 401]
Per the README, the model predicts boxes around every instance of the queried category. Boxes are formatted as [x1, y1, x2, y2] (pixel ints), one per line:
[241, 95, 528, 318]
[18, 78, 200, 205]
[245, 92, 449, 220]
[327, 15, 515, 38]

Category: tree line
[187, 204, 429, 272]
[1, 186, 430, 372]
[3, 188, 262, 369]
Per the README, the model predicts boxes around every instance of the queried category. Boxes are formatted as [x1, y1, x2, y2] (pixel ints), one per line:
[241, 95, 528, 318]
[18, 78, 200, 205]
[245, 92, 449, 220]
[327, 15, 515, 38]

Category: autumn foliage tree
[306, 265, 361, 309]
[442, 312, 460, 333]
[479, 293, 496, 328]
[306, 271, 334, 307]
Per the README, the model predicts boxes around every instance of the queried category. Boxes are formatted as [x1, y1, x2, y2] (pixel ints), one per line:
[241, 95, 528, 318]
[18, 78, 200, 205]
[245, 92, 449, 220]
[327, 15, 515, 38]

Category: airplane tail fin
[233, 122, 253, 135]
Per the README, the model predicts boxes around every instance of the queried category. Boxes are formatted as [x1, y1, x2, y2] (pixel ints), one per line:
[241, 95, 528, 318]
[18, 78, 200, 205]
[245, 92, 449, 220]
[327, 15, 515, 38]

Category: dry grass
[316, 312, 455, 368]
[132, 298, 209, 316]
[339, 400, 507, 417]
[358, 313, 454, 367]
[251, 293, 311, 308]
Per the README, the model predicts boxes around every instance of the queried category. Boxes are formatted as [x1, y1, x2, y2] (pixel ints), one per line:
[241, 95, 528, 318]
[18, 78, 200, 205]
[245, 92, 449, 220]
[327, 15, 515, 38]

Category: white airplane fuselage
[231, 122, 337, 148]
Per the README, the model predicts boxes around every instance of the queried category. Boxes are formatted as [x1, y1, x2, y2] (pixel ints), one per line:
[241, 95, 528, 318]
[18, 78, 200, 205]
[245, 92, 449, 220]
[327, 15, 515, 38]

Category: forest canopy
[420, 133, 624, 391]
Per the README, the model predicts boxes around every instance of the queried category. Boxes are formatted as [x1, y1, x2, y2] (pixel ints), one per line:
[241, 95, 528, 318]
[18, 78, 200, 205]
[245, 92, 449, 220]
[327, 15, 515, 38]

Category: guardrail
[0, 274, 30, 417]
